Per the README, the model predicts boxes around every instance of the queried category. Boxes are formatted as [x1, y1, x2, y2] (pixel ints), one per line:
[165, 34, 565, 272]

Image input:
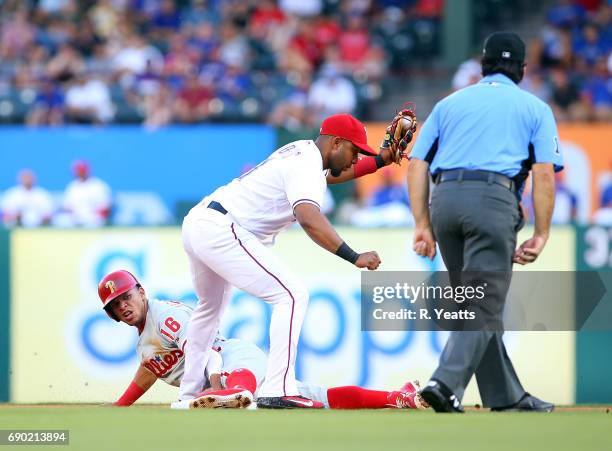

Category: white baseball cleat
[170, 388, 253, 409]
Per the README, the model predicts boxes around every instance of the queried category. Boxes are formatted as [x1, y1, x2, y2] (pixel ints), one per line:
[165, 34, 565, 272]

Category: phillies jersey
[137, 299, 193, 387]
[202, 140, 327, 245]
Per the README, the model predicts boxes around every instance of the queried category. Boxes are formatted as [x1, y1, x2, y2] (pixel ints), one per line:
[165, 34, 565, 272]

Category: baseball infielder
[179, 113, 416, 408]
[98, 270, 428, 410]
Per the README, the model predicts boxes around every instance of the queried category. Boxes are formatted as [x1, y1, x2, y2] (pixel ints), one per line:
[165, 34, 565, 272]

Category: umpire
[407, 32, 563, 413]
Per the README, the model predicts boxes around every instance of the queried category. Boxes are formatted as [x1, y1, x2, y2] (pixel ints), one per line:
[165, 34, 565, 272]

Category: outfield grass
[1, 406, 610, 451]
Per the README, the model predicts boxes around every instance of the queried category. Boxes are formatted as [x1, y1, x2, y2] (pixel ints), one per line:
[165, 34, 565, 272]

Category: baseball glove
[380, 105, 418, 164]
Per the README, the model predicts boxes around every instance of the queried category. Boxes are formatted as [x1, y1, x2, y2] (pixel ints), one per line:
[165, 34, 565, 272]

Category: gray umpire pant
[429, 180, 526, 408]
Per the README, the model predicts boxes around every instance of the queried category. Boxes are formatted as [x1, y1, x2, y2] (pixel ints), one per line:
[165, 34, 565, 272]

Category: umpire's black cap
[482, 32, 525, 63]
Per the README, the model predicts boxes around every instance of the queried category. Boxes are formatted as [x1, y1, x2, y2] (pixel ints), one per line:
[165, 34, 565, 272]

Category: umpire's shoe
[420, 380, 465, 413]
[491, 393, 554, 412]
[257, 395, 324, 409]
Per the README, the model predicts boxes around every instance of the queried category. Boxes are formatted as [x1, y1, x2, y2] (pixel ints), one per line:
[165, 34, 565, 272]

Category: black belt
[434, 169, 516, 192]
[207, 201, 227, 215]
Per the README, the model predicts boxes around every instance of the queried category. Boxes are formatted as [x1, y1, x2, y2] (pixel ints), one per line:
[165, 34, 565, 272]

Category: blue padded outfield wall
[0, 126, 277, 211]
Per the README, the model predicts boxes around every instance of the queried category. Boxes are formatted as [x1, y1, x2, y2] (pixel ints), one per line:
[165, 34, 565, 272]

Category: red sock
[225, 368, 257, 394]
[327, 386, 391, 409]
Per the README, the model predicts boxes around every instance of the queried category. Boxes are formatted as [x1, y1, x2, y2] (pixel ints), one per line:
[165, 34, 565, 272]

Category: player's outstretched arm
[114, 364, 157, 406]
[294, 203, 381, 270]
[326, 148, 396, 185]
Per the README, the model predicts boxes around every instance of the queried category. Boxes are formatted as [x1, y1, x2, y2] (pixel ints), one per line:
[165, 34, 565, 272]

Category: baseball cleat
[386, 380, 429, 409]
[490, 393, 554, 412]
[170, 388, 253, 409]
[420, 380, 464, 413]
[256, 395, 324, 409]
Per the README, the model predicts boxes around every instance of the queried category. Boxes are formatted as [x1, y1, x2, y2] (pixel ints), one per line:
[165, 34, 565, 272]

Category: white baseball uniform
[180, 140, 327, 400]
[139, 299, 329, 405]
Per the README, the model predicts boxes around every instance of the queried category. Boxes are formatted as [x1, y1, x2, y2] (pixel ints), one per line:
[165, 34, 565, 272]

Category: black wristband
[374, 154, 385, 168]
[335, 241, 359, 264]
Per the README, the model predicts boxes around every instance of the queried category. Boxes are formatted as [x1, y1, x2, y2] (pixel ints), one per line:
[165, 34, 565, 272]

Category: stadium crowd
[453, 0, 612, 122]
[0, 0, 444, 128]
[0, 0, 610, 228]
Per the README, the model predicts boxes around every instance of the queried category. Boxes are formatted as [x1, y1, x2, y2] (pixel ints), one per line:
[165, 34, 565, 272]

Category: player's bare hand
[413, 226, 437, 260]
[356, 251, 381, 270]
[513, 234, 547, 265]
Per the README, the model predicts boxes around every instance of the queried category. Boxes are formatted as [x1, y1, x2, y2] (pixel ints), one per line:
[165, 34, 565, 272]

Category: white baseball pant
[179, 203, 309, 400]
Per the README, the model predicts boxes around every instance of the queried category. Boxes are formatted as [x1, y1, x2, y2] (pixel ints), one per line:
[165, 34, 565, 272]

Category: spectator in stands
[580, 56, 612, 121]
[173, 70, 214, 123]
[144, 83, 174, 129]
[133, 60, 163, 98]
[547, 0, 586, 29]
[163, 34, 201, 80]
[593, 183, 612, 226]
[216, 63, 251, 103]
[308, 66, 357, 122]
[525, 171, 579, 224]
[252, 0, 287, 32]
[36, 0, 76, 19]
[268, 72, 315, 130]
[552, 172, 579, 224]
[87, 0, 120, 39]
[65, 72, 114, 124]
[350, 167, 414, 227]
[521, 68, 552, 102]
[186, 21, 220, 65]
[284, 18, 324, 74]
[338, 13, 372, 70]
[72, 18, 104, 58]
[246, 16, 277, 71]
[182, 0, 219, 29]
[0, 7, 35, 60]
[112, 34, 164, 79]
[26, 78, 65, 126]
[45, 43, 85, 84]
[368, 166, 411, 208]
[58, 160, 112, 227]
[549, 66, 586, 121]
[573, 22, 608, 67]
[150, 0, 182, 40]
[279, 0, 323, 17]
[218, 20, 250, 68]
[0, 0, 417, 125]
[1, 169, 54, 227]
[451, 53, 482, 90]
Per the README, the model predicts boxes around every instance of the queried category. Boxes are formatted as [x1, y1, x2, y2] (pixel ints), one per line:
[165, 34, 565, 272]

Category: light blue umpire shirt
[410, 73, 564, 191]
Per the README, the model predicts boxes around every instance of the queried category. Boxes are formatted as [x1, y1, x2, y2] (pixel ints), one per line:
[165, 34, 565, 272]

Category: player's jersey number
[160, 317, 181, 340]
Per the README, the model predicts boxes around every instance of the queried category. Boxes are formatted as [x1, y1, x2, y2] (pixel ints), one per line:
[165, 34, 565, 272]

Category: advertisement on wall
[10, 227, 575, 404]
[357, 123, 612, 223]
[575, 225, 612, 403]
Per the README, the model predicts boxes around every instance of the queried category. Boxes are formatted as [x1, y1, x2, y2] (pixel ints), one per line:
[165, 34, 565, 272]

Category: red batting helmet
[98, 270, 141, 321]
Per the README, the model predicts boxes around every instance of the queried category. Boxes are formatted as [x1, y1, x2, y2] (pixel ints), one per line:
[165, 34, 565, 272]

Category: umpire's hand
[513, 234, 547, 265]
[413, 226, 437, 260]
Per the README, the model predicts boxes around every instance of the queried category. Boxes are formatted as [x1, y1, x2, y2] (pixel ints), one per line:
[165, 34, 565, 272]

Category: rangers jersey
[205, 140, 327, 246]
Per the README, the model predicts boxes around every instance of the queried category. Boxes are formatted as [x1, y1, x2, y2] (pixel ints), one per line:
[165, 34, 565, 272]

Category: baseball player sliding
[179, 112, 417, 409]
[98, 270, 428, 410]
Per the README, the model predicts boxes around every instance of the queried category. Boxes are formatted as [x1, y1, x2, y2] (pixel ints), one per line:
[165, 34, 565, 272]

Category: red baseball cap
[319, 114, 377, 156]
[98, 270, 140, 308]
